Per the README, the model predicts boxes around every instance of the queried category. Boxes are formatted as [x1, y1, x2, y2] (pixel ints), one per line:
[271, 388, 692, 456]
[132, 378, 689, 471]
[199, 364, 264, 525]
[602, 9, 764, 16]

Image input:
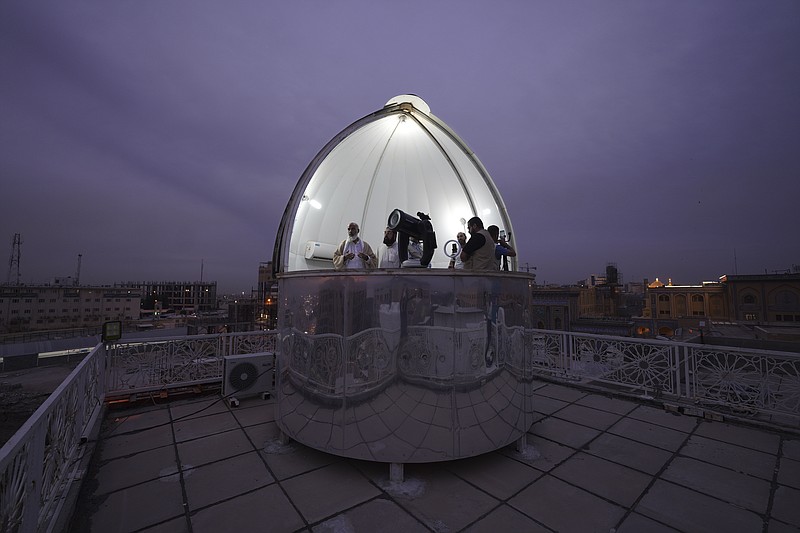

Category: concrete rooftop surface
[71, 380, 800, 533]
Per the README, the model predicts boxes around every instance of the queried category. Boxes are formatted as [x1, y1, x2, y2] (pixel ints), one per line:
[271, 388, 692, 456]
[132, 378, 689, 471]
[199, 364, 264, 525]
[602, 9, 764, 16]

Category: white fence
[105, 331, 278, 397]
[0, 344, 105, 533]
[526, 329, 800, 420]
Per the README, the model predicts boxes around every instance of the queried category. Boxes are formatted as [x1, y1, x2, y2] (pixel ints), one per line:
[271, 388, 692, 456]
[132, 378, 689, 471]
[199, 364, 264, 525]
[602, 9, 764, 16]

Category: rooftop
[71, 381, 800, 532]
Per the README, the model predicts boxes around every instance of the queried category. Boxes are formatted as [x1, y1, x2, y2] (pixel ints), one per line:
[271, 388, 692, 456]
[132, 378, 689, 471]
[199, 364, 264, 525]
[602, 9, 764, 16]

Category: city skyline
[1, 2, 798, 294]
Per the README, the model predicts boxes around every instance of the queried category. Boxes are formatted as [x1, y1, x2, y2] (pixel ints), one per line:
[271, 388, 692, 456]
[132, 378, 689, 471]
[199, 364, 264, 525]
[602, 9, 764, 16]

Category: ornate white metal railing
[0, 344, 105, 533]
[525, 328, 800, 420]
[105, 330, 278, 397]
[0, 331, 278, 532]
[689, 344, 800, 417]
[1, 328, 797, 532]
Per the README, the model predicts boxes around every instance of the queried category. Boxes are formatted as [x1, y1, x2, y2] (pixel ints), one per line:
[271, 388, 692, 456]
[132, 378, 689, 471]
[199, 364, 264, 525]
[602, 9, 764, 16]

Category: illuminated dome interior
[273, 94, 516, 272]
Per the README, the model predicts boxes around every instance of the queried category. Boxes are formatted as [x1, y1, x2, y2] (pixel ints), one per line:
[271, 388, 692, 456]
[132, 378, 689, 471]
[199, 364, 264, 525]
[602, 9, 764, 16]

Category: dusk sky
[1, 1, 798, 294]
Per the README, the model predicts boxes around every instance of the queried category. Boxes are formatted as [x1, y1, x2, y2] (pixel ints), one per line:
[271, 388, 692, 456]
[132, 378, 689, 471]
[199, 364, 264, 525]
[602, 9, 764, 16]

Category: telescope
[387, 209, 438, 267]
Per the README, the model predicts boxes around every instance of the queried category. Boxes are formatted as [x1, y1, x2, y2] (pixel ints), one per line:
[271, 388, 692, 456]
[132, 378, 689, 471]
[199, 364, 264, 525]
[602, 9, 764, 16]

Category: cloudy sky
[1, 1, 798, 293]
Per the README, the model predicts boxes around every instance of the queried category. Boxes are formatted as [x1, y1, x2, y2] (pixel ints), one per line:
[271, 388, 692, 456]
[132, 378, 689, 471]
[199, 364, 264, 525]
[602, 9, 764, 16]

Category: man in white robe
[333, 222, 377, 271]
[378, 227, 400, 268]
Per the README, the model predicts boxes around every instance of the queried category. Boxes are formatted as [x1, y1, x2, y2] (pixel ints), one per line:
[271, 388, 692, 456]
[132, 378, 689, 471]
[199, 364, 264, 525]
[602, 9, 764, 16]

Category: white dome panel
[274, 95, 516, 272]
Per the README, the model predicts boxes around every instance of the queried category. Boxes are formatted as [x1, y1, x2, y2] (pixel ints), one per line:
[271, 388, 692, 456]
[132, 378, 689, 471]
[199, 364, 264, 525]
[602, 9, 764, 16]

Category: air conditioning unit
[304, 241, 337, 260]
[222, 352, 275, 406]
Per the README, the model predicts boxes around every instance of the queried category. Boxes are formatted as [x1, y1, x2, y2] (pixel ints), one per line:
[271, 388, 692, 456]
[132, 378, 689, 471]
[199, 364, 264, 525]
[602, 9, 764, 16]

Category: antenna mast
[75, 254, 82, 286]
[6, 233, 21, 285]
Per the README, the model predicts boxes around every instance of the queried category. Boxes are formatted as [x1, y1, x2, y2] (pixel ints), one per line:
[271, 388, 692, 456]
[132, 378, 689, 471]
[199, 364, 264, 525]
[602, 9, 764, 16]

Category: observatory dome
[273, 94, 515, 272]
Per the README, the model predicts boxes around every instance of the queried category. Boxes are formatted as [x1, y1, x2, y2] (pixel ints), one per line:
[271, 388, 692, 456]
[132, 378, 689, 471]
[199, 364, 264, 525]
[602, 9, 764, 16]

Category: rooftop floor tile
[71, 385, 799, 532]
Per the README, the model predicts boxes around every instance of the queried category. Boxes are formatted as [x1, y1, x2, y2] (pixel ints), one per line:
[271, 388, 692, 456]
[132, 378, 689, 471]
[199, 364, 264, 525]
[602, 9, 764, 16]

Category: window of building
[745, 313, 758, 321]
[691, 294, 705, 316]
[775, 290, 800, 310]
[674, 295, 687, 317]
[39, 299, 44, 303]
[11, 299, 18, 303]
[709, 295, 724, 317]
[24, 310, 31, 314]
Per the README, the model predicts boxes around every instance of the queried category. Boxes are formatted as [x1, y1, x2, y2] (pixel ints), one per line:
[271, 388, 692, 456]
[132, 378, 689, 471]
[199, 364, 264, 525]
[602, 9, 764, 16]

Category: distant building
[636, 279, 726, 337]
[227, 298, 257, 331]
[257, 262, 278, 329]
[719, 273, 800, 323]
[120, 281, 217, 313]
[0, 283, 140, 333]
[569, 263, 639, 335]
[531, 287, 580, 331]
[578, 285, 617, 317]
[635, 273, 800, 338]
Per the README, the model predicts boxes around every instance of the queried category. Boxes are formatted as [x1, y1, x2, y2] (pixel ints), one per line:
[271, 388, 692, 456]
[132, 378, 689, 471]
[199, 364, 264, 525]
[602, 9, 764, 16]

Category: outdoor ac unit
[222, 352, 275, 406]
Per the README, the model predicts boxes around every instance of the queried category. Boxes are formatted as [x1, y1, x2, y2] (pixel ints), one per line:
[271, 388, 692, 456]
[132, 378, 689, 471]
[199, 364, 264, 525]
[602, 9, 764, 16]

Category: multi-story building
[120, 281, 217, 313]
[531, 287, 580, 331]
[635, 273, 800, 338]
[257, 262, 278, 328]
[636, 278, 726, 337]
[578, 285, 617, 318]
[0, 283, 140, 333]
[719, 273, 800, 323]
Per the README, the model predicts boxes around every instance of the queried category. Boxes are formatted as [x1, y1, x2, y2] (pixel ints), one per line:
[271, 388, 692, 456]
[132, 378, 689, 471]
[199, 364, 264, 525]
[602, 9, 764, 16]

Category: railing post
[564, 331, 572, 378]
[20, 411, 45, 531]
[683, 344, 693, 402]
[673, 344, 681, 398]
